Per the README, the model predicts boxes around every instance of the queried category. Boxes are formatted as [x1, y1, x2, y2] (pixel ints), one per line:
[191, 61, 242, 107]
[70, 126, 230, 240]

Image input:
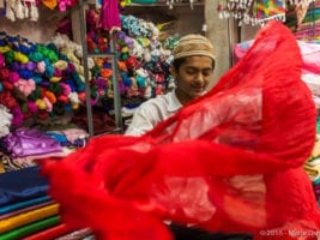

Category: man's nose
[195, 72, 205, 83]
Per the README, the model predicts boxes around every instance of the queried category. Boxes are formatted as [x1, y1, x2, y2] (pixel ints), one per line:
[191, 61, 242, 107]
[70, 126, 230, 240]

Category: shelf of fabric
[71, 0, 123, 137]
[126, 2, 204, 7]
[82, 0, 204, 7]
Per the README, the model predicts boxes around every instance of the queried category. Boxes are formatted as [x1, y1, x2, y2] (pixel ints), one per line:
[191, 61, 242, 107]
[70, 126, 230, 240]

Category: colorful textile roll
[0, 200, 55, 220]
[22, 223, 75, 240]
[0, 203, 59, 234]
[0, 166, 48, 206]
[0, 216, 60, 240]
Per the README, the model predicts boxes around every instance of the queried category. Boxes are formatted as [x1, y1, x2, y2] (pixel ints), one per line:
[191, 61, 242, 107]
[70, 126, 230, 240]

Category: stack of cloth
[0, 127, 89, 172]
[0, 166, 60, 239]
[0, 166, 93, 239]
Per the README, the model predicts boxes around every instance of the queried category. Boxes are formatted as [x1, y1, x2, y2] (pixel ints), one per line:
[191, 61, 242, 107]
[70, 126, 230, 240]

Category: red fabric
[41, 21, 320, 240]
[22, 223, 74, 240]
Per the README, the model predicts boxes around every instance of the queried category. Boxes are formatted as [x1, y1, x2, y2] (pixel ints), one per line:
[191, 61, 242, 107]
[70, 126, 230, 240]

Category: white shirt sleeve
[124, 92, 179, 137]
[124, 106, 156, 136]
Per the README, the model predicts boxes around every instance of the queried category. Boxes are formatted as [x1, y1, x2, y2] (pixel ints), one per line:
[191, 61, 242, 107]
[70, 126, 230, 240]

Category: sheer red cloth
[41, 21, 320, 240]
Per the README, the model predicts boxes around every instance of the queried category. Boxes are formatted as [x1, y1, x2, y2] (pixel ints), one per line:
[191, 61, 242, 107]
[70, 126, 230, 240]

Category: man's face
[172, 56, 214, 104]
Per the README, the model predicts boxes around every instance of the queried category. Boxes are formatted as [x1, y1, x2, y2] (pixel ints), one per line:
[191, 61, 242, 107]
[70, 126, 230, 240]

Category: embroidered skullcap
[173, 34, 215, 61]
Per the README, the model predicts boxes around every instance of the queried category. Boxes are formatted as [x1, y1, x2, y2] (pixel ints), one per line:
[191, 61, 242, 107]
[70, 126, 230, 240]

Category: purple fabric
[1, 128, 62, 158]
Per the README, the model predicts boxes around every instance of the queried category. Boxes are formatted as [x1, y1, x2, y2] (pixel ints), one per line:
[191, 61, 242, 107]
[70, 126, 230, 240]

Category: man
[125, 34, 215, 136]
[125, 34, 252, 240]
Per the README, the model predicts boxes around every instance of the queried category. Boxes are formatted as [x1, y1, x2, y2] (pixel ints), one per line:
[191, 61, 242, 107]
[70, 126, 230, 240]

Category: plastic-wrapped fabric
[41, 21, 320, 240]
[1, 128, 63, 158]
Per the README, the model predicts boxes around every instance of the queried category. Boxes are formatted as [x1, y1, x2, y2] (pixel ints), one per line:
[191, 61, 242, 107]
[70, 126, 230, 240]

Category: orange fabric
[41, 0, 57, 10]
[41, 21, 320, 240]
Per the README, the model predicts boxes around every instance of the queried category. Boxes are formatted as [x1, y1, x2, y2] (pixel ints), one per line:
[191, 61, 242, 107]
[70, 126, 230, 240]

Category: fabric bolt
[0, 196, 52, 215]
[9, 150, 70, 167]
[41, 21, 320, 240]
[0, 166, 48, 206]
[0, 200, 55, 220]
[0, 203, 59, 234]
[0, 153, 36, 172]
[56, 128, 89, 144]
[22, 223, 75, 240]
[0, 215, 60, 240]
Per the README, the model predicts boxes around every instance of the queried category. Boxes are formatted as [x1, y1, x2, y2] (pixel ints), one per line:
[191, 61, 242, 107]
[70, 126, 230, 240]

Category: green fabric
[0, 216, 60, 240]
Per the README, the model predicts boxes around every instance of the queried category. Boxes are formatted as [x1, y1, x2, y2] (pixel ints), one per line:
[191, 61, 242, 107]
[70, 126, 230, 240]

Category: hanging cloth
[253, 0, 286, 23]
[98, 0, 121, 32]
[41, 21, 320, 240]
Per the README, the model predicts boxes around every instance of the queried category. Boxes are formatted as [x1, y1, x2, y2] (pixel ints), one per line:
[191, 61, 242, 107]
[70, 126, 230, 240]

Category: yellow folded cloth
[0, 203, 59, 234]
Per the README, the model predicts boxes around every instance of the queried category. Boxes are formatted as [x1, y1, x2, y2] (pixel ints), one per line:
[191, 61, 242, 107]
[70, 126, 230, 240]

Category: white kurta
[125, 91, 182, 136]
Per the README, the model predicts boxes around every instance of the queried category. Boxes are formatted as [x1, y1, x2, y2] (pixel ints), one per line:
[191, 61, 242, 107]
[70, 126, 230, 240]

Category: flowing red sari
[41, 21, 320, 240]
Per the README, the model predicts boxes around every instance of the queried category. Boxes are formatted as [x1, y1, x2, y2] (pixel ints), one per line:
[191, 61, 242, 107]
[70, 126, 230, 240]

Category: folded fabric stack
[0, 166, 62, 239]
[0, 127, 88, 172]
[0, 166, 93, 240]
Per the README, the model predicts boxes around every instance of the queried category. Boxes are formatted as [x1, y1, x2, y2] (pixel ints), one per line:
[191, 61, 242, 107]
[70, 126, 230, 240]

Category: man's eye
[186, 70, 196, 74]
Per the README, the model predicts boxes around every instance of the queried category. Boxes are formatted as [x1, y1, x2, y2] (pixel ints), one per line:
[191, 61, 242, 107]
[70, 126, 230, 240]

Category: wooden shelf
[83, 0, 204, 7]
[126, 2, 204, 7]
